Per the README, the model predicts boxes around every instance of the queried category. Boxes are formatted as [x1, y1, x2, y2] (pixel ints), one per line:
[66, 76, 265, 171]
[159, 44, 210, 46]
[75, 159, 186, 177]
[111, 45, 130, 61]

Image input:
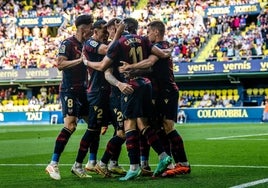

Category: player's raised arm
[119, 54, 159, 73]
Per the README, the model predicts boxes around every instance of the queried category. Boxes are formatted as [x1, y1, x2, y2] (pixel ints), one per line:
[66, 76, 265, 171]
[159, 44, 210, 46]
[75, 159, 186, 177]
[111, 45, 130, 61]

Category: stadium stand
[0, 0, 268, 113]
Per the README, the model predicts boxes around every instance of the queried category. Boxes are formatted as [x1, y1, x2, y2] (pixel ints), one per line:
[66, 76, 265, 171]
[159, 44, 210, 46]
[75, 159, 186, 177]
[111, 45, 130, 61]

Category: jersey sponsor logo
[164, 99, 169, 104]
[113, 108, 118, 113]
[94, 106, 98, 111]
[90, 40, 98, 48]
[59, 44, 66, 54]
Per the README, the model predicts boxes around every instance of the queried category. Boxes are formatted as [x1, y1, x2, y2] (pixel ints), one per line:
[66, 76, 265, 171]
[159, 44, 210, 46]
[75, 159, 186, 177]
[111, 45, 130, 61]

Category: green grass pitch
[1, 123, 268, 188]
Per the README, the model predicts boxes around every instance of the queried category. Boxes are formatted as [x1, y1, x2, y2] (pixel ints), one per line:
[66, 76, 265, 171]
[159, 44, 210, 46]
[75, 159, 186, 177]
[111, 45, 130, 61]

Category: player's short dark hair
[123, 17, 138, 34]
[93, 19, 107, 29]
[105, 17, 122, 27]
[75, 14, 94, 27]
[147, 20, 165, 37]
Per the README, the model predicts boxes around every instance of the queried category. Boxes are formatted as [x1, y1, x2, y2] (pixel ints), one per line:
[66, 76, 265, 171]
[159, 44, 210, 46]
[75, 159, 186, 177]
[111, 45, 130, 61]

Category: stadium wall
[0, 107, 263, 125]
[182, 107, 263, 123]
[0, 111, 63, 125]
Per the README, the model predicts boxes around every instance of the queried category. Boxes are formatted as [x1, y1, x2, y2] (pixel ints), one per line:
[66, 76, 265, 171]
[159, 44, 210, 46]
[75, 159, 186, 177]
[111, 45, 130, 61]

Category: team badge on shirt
[90, 40, 98, 47]
[59, 44, 66, 53]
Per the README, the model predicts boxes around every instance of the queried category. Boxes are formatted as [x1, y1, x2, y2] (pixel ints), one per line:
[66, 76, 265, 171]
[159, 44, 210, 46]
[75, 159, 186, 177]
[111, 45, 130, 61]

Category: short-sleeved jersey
[58, 36, 88, 92]
[83, 38, 111, 97]
[107, 33, 152, 86]
[152, 41, 178, 93]
[107, 34, 153, 119]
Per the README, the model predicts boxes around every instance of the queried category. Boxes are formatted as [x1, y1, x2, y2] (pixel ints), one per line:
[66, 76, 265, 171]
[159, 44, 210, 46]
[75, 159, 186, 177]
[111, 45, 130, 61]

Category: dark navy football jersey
[83, 38, 110, 95]
[58, 36, 88, 91]
[107, 34, 152, 86]
[152, 41, 178, 92]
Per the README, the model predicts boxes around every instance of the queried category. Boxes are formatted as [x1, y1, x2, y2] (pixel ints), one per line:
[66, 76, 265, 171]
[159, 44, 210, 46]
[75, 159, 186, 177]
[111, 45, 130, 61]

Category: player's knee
[64, 116, 77, 132]
[163, 120, 175, 134]
[116, 130, 126, 139]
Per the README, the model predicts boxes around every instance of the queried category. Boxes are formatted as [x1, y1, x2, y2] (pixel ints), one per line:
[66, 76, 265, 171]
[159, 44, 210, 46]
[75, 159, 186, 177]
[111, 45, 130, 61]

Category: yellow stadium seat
[216, 89, 221, 96]
[18, 99, 24, 106]
[182, 90, 188, 96]
[199, 90, 205, 97]
[246, 88, 253, 96]
[265, 88, 268, 96]
[200, 37, 205, 43]
[233, 89, 238, 95]
[216, 51, 223, 61]
[54, 94, 59, 102]
[37, 94, 42, 100]
[188, 90, 194, 96]
[2, 99, 8, 105]
[221, 89, 227, 96]
[227, 95, 233, 100]
[13, 100, 19, 106]
[234, 95, 240, 101]
[179, 90, 183, 97]
[227, 89, 233, 96]
[11, 95, 18, 100]
[259, 88, 265, 95]
[252, 88, 259, 96]
[193, 90, 200, 98]
[23, 99, 29, 105]
[210, 89, 216, 95]
[204, 90, 210, 95]
[193, 101, 200, 108]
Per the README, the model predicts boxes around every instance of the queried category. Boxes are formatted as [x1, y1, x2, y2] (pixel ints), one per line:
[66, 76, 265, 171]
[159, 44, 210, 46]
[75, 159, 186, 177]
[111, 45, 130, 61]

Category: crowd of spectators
[206, 12, 268, 62]
[0, 0, 213, 69]
[0, 0, 267, 69]
[178, 89, 241, 108]
[0, 86, 60, 112]
[0, 0, 267, 112]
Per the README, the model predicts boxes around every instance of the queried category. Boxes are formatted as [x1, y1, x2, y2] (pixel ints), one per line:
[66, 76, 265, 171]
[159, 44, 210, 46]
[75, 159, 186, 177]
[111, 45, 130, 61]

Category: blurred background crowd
[0, 0, 267, 111]
[0, 0, 267, 70]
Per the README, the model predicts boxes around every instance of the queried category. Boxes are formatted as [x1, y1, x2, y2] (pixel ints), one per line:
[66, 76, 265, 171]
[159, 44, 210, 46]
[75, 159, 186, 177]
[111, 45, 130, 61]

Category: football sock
[167, 130, 188, 163]
[125, 130, 140, 164]
[52, 127, 73, 162]
[141, 127, 165, 155]
[157, 129, 171, 156]
[139, 133, 150, 165]
[101, 135, 125, 164]
[76, 129, 100, 163]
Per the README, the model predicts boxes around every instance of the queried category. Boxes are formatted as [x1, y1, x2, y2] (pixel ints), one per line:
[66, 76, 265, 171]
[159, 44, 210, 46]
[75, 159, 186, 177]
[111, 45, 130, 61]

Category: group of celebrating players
[45, 13, 191, 181]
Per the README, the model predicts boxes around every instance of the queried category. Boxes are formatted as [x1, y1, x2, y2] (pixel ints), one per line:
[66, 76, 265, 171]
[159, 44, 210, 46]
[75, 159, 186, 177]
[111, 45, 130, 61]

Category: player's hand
[117, 82, 134, 95]
[82, 54, 88, 66]
[163, 48, 173, 58]
[101, 126, 108, 135]
[115, 20, 125, 34]
[118, 61, 131, 73]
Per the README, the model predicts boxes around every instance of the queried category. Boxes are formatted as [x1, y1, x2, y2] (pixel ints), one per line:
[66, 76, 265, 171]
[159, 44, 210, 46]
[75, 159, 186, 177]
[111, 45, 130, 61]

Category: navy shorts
[87, 91, 111, 129]
[121, 79, 153, 119]
[156, 89, 178, 122]
[109, 93, 124, 131]
[60, 90, 89, 118]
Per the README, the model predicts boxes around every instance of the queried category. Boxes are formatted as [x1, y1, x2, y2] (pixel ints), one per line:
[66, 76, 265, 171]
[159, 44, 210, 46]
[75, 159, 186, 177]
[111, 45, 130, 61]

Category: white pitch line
[226, 139, 268, 141]
[206, 133, 268, 140]
[192, 164, 268, 169]
[0, 164, 268, 169]
[229, 178, 268, 188]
